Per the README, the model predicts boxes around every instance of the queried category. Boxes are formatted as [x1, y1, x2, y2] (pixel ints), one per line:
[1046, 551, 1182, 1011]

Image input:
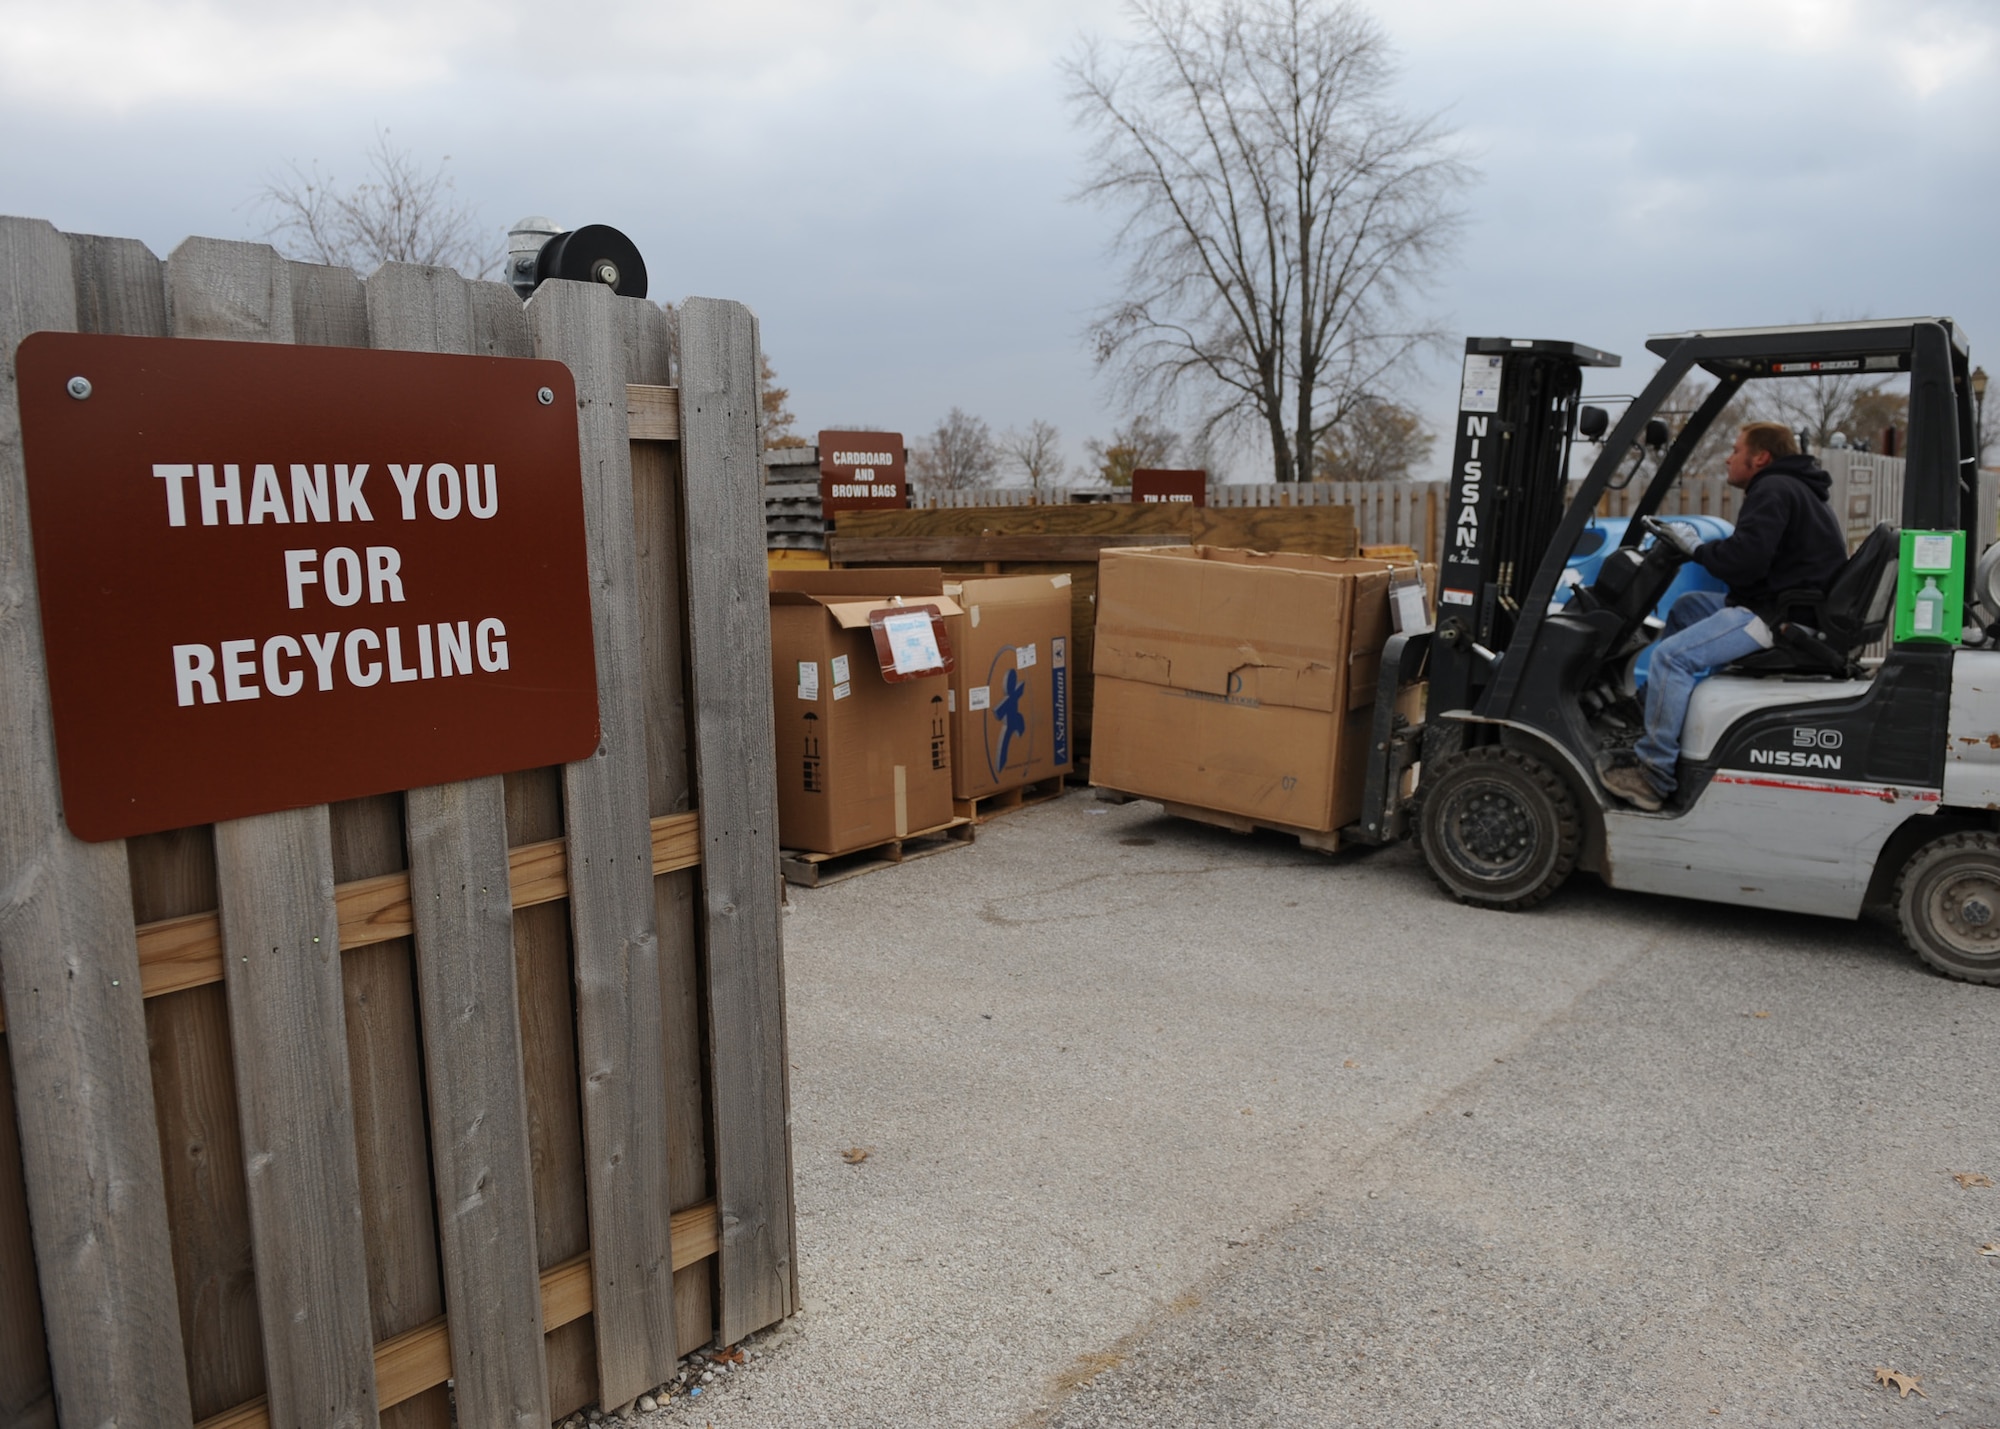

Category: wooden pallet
[780, 817, 976, 888]
[953, 774, 1069, 824]
[1091, 787, 1344, 854]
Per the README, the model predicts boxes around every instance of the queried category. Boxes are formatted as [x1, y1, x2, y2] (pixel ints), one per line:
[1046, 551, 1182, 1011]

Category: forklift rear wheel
[1895, 831, 2000, 985]
[1417, 747, 1580, 910]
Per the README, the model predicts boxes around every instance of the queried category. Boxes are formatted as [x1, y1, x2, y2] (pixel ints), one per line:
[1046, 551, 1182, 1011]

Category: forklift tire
[1894, 831, 2000, 985]
[1416, 747, 1580, 911]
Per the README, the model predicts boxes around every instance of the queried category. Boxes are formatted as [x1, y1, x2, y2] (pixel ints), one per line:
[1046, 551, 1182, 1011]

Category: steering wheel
[1637, 515, 1701, 562]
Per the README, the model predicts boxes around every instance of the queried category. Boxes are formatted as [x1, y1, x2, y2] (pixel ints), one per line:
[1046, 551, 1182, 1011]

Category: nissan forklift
[1352, 319, 2000, 985]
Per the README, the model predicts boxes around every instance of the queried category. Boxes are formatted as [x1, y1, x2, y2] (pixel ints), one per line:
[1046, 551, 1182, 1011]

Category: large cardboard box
[1090, 546, 1409, 834]
[940, 574, 1075, 801]
[770, 569, 962, 855]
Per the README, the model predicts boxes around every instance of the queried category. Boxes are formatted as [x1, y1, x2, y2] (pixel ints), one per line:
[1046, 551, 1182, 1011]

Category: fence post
[528, 280, 680, 1408]
[0, 215, 194, 1429]
[168, 237, 381, 1429]
[677, 298, 798, 1345]
[366, 261, 551, 1429]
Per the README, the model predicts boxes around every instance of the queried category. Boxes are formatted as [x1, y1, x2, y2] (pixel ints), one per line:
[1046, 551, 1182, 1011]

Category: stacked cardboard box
[1090, 546, 1420, 835]
[941, 574, 1075, 803]
[769, 569, 962, 855]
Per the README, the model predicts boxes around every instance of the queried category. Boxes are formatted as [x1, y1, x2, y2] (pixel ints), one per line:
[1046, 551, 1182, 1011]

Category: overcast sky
[4, 0, 1997, 481]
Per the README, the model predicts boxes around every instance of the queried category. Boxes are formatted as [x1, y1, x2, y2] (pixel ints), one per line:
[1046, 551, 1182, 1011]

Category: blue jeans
[1633, 592, 1770, 793]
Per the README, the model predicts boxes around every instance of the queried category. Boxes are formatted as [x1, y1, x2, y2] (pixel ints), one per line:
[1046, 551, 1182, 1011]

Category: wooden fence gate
[0, 220, 793, 1429]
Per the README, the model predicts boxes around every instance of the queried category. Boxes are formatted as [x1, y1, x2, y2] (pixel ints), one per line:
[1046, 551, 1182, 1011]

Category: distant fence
[907, 453, 1997, 562]
[1, 220, 793, 1429]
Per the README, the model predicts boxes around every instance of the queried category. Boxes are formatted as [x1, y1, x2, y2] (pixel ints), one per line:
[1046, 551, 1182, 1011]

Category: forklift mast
[1430, 338, 1620, 716]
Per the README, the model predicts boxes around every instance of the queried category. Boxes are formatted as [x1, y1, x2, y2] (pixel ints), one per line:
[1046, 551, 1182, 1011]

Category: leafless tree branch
[1067, 0, 1470, 481]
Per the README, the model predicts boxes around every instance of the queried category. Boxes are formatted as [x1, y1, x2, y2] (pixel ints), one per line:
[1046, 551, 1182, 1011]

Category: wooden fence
[0, 220, 793, 1429]
[915, 455, 1997, 563]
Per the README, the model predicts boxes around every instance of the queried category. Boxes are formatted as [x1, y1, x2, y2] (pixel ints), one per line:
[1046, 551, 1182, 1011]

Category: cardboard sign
[16, 331, 601, 840]
[1131, 468, 1207, 505]
[818, 429, 907, 513]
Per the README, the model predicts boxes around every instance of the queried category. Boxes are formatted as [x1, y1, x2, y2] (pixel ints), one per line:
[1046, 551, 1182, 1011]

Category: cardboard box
[1090, 546, 1413, 833]
[940, 574, 1075, 801]
[769, 568, 962, 855]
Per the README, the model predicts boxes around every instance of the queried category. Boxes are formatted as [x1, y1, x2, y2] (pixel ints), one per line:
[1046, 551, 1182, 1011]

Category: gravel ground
[636, 789, 2000, 1428]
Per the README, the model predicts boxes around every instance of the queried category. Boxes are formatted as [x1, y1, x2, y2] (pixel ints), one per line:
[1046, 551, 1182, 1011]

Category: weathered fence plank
[0, 1042, 54, 1429]
[679, 297, 797, 1342]
[293, 261, 453, 1429]
[529, 279, 677, 1406]
[367, 261, 550, 1429]
[0, 215, 194, 1429]
[619, 300, 717, 1357]
[172, 237, 380, 1429]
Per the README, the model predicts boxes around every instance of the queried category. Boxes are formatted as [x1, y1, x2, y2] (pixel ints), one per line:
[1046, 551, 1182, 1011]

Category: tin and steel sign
[818, 429, 907, 513]
[16, 332, 601, 841]
[1130, 468, 1207, 505]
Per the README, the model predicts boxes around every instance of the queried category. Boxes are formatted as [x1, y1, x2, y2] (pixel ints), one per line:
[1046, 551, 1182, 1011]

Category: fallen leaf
[708, 1346, 745, 1365]
[1979, 1243, 2000, 1257]
[1240, 1107, 1254, 1115]
[1343, 1060, 1359, 1069]
[1953, 1171, 1993, 1189]
[841, 1147, 870, 1164]
[1872, 1367, 1927, 1399]
[1750, 1010, 1771, 1019]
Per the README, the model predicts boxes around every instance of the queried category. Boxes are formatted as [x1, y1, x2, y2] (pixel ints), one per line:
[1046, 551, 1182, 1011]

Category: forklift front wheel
[1417, 747, 1580, 911]
[1895, 831, 2000, 986]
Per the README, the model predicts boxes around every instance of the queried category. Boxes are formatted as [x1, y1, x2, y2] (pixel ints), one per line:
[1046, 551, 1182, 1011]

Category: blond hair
[1740, 421, 1798, 462]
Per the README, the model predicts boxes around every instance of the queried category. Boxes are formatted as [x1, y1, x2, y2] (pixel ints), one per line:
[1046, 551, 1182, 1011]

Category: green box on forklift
[1893, 528, 1964, 644]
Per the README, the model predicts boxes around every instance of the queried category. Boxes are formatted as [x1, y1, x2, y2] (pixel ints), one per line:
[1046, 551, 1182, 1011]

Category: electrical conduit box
[941, 574, 1075, 801]
[769, 568, 962, 854]
[1894, 528, 1964, 644]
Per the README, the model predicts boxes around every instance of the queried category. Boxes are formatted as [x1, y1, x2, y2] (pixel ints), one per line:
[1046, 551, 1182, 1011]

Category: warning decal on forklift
[1442, 587, 1474, 606]
[1459, 355, 1502, 413]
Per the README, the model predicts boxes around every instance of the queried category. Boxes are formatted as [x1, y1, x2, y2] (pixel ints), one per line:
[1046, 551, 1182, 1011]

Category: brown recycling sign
[16, 332, 601, 841]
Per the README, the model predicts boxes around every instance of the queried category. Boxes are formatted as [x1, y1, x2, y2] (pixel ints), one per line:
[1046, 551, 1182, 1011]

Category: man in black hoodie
[1601, 421, 1849, 811]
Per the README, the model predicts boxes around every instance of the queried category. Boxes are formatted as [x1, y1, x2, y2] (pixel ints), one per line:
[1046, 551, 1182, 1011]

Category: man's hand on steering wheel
[1640, 515, 1702, 561]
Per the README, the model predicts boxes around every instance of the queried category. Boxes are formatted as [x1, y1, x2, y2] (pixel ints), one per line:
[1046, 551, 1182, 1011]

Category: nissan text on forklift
[1349, 319, 2000, 986]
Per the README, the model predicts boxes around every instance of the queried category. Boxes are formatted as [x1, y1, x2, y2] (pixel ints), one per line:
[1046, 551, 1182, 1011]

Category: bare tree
[999, 420, 1070, 491]
[762, 355, 808, 449]
[1753, 371, 1898, 452]
[1067, 0, 1469, 483]
[1312, 397, 1433, 481]
[257, 129, 500, 278]
[1085, 414, 1180, 488]
[911, 408, 999, 491]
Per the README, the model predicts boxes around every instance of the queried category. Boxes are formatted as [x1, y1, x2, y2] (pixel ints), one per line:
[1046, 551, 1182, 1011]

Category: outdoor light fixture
[506, 216, 649, 301]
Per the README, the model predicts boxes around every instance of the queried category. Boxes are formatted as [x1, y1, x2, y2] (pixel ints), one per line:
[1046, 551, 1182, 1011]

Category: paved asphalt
[657, 790, 2000, 1428]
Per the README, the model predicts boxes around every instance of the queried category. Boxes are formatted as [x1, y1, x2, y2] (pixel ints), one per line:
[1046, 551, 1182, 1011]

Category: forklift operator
[1600, 421, 1849, 811]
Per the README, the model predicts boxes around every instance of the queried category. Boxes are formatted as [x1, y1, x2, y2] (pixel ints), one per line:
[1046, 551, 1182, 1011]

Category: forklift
[1352, 319, 2000, 986]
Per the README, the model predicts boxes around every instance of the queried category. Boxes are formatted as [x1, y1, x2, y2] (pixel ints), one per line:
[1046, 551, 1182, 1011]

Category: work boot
[1601, 763, 1665, 812]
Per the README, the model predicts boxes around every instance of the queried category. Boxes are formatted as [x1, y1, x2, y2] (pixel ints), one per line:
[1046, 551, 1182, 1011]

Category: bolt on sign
[1130, 468, 1208, 505]
[15, 332, 602, 841]
[818, 429, 907, 513]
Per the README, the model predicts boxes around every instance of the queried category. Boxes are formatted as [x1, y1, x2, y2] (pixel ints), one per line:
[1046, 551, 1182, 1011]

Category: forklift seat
[1724, 522, 1899, 677]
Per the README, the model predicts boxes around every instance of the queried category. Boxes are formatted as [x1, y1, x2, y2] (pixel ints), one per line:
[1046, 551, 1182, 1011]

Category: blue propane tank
[1553, 515, 1734, 684]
